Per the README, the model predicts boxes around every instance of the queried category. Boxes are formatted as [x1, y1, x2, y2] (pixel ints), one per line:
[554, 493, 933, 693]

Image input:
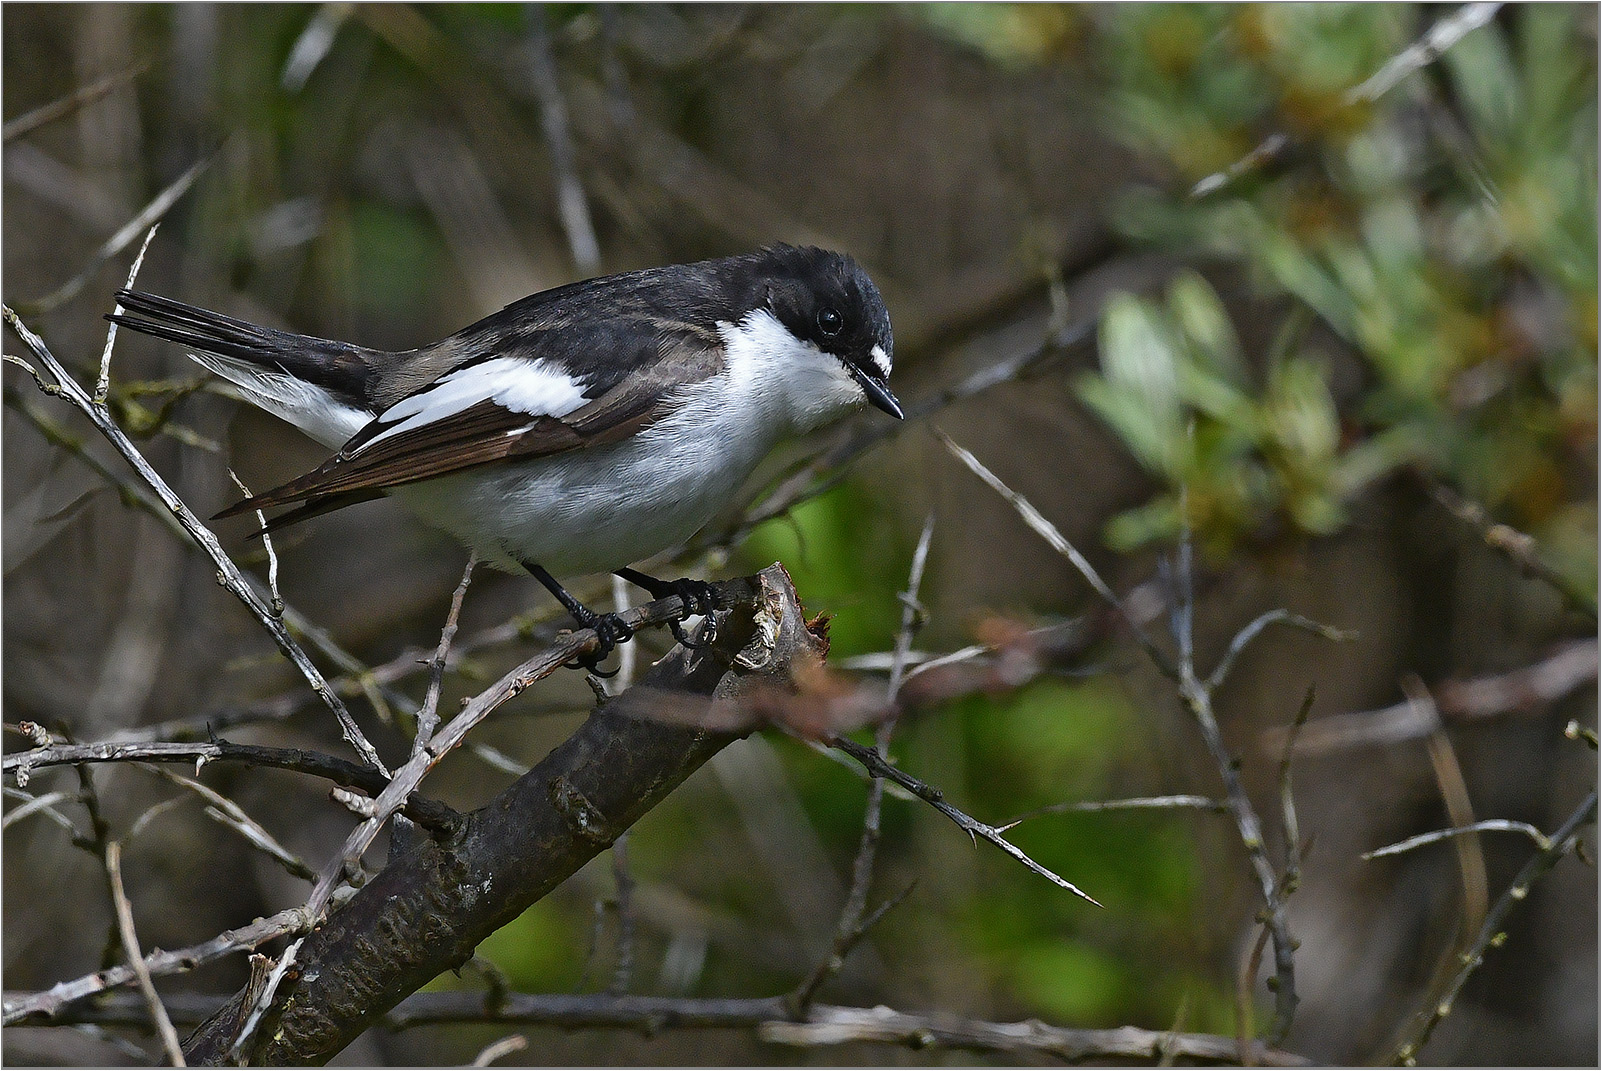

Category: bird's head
[757, 245, 902, 421]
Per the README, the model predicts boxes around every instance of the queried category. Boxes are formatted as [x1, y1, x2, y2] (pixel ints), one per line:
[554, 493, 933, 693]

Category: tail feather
[108, 289, 377, 448]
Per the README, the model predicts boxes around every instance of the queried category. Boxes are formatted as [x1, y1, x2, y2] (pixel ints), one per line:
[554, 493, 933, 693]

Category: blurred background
[4, 4, 1596, 1065]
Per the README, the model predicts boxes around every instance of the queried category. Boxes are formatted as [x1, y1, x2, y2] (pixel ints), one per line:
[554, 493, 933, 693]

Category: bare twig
[758, 1003, 1308, 1066]
[4, 989, 1311, 1065]
[1430, 482, 1598, 620]
[1, 789, 80, 834]
[937, 430, 1176, 677]
[1364, 820, 1554, 860]
[469, 1034, 528, 1067]
[103, 842, 185, 1065]
[414, 554, 476, 757]
[795, 514, 935, 1011]
[524, 4, 601, 274]
[607, 832, 636, 996]
[148, 768, 316, 882]
[3, 65, 149, 141]
[998, 794, 1228, 832]
[1189, 3, 1502, 199]
[1267, 639, 1600, 756]
[96, 223, 160, 404]
[3, 739, 458, 831]
[3, 305, 387, 774]
[228, 470, 283, 616]
[1345, 3, 1502, 103]
[1391, 789, 1597, 1064]
[1206, 611, 1353, 692]
[11, 155, 212, 316]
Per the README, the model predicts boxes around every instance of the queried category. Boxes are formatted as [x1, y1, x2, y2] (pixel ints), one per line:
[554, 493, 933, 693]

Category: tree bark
[183, 564, 823, 1065]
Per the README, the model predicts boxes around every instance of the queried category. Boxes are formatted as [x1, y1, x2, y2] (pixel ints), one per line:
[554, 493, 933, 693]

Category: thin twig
[1345, 3, 1502, 103]
[148, 768, 316, 882]
[3, 739, 458, 831]
[3, 65, 150, 142]
[794, 515, 934, 1011]
[829, 736, 1100, 906]
[3, 305, 388, 774]
[1364, 820, 1554, 860]
[1173, 552, 1305, 1043]
[96, 223, 160, 405]
[469, 1034, 528, 1067]
[228, 469, 284, 616]
[998, 794, 1229, 832]
[103, 842, 185, 1065]
[3, 989, 1311, 1065]
[12, 155, 212, 316]
[1266, 639, 1600, 756]
[524, 4, 601, 274]
[608, 832, 636, 996]
[1391, 789, 1597, 1064]
[1430, 482, 1597, 620]
[1188, 3, 1502, 199]
[1, 789, 79, 833]
[1206, 611, 1353, 693]
[937, 429, 1176, 677]
[414, 554, 476, 757]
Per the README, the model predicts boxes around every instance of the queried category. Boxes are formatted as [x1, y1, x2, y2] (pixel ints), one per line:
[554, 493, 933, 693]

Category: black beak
[847, 363, 904, 420]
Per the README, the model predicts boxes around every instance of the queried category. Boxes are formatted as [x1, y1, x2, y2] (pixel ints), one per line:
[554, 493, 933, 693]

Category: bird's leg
[614, 567, 723, 649]
[522, 561, 633, 676]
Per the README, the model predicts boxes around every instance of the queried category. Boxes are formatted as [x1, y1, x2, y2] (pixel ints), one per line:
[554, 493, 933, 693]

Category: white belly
[389, 397, 774, 576]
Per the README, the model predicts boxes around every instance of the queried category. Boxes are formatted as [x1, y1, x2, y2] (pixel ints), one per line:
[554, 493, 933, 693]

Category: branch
[1189, 3, 1502, 198]
[3, 304, 387, 774]
[181, 565, 826, 1064]
[1430, 482, 1598, 621]
[3, 740, 458, 831]
[1391, 789, 1597, 1063]
[13, 990, 1311, 1066]
[1266, 639, 1599, 756]
[830, 736, 1099, 907]
[794, 514, 934, 1011]
[102, 841, 185, 1065]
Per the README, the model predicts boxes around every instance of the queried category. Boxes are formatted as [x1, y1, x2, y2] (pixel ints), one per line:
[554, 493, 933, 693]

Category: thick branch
[182, 564, 824, 1065]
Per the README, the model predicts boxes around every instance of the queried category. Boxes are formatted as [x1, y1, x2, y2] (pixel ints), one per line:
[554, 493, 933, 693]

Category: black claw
[612, 570, 725, 650]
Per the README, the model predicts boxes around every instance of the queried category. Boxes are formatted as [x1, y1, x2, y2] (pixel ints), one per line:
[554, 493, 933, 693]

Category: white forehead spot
[359, 357, 587, 452]
[870, 344, 891, 379]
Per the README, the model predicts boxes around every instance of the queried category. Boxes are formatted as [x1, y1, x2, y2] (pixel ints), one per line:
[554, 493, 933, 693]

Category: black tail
[107, 290, 375, 408]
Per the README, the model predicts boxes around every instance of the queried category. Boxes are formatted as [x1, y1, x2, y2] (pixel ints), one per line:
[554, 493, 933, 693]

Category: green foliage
[738, 482, 907, 658]
[1080, 5, 1597, 583]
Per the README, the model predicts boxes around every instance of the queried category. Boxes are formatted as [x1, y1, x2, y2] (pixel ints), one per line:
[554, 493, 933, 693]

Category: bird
[108, 244, 903, 672]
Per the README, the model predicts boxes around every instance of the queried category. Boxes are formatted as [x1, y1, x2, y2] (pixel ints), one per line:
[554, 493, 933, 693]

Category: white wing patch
[358, 357, 589, 452]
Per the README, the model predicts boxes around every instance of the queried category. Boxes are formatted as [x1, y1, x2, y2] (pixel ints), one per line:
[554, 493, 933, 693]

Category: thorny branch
[793, 514, 934, 1011]
[3, 304, 388, 774]
[939, 431, 1349, 1043]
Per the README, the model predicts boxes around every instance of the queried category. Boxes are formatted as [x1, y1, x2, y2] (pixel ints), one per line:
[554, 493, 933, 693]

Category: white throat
[716, 308, 865, 435]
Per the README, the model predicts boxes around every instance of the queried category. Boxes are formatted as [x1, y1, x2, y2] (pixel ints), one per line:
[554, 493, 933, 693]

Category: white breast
[392, 308, 868, 574]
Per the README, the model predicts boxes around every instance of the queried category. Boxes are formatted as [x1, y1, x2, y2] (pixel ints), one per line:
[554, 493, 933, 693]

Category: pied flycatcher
[109, 244, 902, 670]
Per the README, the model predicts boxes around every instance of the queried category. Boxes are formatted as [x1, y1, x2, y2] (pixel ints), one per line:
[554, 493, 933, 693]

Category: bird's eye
[817, 306, 843, 338]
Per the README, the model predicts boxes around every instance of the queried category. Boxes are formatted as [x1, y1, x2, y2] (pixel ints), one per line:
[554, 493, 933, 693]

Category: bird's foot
[615, 570, 724, 649]
[565, 609, 635, 677]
